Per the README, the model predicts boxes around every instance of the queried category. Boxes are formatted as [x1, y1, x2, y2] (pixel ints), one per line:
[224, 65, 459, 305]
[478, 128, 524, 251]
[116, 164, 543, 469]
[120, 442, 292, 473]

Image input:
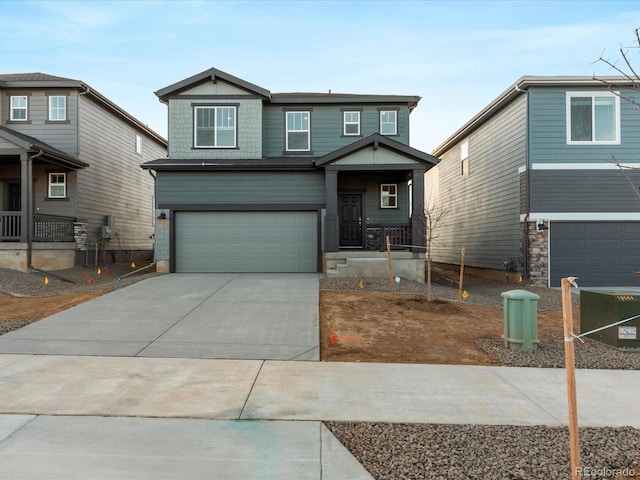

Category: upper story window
[566, 92, 620, 144]
[48, 95, 67, 121]
[48, 173, 66, 199]
[380, 183, 397, 208]
[194, 106, 236, 148]
[380, 110, 397, 135]
[460, 139, 469, 176]
[135, 134, 143, 154]
[10, 96, 28, 121]
[286, 111, 310, 151]
[343, 111, 360, 136]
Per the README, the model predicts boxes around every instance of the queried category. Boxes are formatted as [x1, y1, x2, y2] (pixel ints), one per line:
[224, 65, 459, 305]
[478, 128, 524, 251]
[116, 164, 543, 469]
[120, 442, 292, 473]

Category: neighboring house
[425, 76, 640, 287]
[0, 73, 167, 272]
[142, 67, 438, 281]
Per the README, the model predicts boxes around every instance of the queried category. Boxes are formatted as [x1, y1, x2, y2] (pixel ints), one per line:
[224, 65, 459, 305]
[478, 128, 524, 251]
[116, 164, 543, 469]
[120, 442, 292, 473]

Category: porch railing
[0, 212, 21, 241]
[0, 212, 76, 242]
[365, 224, 413, 251]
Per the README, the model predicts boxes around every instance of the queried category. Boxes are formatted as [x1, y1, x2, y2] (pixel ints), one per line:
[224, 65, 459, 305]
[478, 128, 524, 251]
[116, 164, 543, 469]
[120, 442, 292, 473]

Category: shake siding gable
[78, 95, 165, 250]
[425, 94, 527, 270]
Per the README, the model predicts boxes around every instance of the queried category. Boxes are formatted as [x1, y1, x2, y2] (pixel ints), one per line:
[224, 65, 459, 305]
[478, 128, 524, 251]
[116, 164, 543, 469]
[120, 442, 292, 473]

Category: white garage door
[175, 211, 318, 273]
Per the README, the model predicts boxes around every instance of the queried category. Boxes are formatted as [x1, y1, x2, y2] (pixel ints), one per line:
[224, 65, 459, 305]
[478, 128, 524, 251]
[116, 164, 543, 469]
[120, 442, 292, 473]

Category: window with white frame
[10, 96, 28, 121]
[566, 92, 620, 144]
[48, 95, 66, 121]
[460, 139, 469, 176]
[48, 173, 66, 198]
[380, 183, 397, 208]
[343, 111, 360, 136]
[380, 110, 397, 135]
[135, 134, 142, 154]
[286, 111, 310, 151]
[194, 106, 236, 148]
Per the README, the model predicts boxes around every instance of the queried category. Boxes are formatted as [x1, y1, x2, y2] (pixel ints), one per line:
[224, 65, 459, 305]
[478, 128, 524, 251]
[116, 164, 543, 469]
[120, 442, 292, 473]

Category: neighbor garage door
[175, 211, 317, 272]
[549, 221, 640, 287]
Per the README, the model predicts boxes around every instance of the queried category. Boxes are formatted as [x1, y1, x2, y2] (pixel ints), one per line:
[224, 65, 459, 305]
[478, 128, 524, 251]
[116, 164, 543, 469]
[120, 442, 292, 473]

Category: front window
[460, 139, 469, 176]
[380, 110, 397, 135]
[49, 95, 66, 121]
[48, 173, 66, 198]
[194, 106, 236, 148]
[10, 96, 27, 121]
[380, 183, 397, 208]
[343, 111, 360, 136]
[567, 92, 620, 144]
[286, 111, 310, 151]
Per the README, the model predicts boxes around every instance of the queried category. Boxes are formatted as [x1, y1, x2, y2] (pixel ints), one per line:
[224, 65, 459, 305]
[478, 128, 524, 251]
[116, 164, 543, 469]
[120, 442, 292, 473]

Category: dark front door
[339, 194, 362, 247]
[8, 183, 21, 211]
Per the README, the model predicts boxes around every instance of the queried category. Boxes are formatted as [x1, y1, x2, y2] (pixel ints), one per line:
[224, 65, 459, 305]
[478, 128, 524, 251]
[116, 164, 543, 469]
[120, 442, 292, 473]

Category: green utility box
[501, 290, 540, 352]
[580, 290, 640, 349]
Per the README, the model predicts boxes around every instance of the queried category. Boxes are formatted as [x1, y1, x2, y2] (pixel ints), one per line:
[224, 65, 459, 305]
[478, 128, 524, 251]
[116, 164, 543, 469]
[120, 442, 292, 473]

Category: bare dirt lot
[320, 290, 578, 365]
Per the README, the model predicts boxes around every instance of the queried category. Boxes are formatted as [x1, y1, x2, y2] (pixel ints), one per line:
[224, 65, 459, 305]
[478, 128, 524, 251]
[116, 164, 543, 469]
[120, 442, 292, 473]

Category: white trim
[286, 111, 311, 151]
[343, 111, 360, 136]
[379, 110, 397, 136]
[518, 165, 527, 174]
[194, 105, 237, 148]
[380, 183, 398, 208]
[530, 212, 640, 221]
[48, 95, 66, 121]
[135, 134, 143, 154]
[566, 91, 620, 145]
[531, 162, 640, 170]
[48, 172, 66, 199]
[10, 95, 27, 121]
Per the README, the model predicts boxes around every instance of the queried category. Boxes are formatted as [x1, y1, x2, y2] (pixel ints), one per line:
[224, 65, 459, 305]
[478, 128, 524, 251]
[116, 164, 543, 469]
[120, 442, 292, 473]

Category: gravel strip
[325, 422, 640, 480]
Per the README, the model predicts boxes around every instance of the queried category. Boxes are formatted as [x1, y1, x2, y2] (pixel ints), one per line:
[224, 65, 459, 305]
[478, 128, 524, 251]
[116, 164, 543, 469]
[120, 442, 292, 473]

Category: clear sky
[2, 0, 640, 153]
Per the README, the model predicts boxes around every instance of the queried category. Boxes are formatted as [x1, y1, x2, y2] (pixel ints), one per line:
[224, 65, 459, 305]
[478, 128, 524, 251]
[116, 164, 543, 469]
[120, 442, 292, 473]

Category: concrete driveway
[0, 273, 319, 361]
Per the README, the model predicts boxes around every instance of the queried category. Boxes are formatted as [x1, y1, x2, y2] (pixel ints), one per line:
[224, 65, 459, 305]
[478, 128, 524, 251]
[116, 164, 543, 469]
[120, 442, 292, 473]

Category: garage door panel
[550, 222, 640, 287]
[175, 212, 317, 273]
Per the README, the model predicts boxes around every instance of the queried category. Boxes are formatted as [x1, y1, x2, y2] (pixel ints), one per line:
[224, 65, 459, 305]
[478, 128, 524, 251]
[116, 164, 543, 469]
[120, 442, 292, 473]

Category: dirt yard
[320, 290, 579, 365]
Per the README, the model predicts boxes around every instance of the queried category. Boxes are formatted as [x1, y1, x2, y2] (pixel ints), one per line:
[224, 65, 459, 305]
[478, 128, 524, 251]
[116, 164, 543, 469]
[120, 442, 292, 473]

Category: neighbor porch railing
[364, 223, 412, 251]
[0, 212, 76, 242]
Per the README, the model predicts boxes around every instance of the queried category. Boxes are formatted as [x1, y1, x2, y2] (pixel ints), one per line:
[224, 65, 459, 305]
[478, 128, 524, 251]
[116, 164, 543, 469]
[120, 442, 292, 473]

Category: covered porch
[317, 134, 439, 282]
[0, 126, 88, 271]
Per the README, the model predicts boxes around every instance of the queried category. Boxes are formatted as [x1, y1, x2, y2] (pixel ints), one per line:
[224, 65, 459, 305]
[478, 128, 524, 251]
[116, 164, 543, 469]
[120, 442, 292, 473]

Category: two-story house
[0, 73, 167, 272]
[425, 76, 640, 287]
[142, 67, 438, 281]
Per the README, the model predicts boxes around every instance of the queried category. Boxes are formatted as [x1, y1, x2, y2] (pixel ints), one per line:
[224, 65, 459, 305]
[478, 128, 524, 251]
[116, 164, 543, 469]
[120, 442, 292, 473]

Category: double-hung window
[460, 139, 469, 176]
[10, 96, 28, 121]
[48, 173, 66, 199]
[286, 111, 310, 151]
[380, 110, 397, 135]
[566, 92, 620, 144]
[380, 184, 397, 208]
[194, 106, 236, 148]
[343, 111, 360, 136]
[49, 95, 67, 121]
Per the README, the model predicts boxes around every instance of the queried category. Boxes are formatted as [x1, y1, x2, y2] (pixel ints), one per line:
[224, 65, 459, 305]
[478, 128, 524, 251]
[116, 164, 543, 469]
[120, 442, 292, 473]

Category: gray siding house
[0, 73, 167, 271]
[143, 67, 438, 281]
[425, 76, 640, 287]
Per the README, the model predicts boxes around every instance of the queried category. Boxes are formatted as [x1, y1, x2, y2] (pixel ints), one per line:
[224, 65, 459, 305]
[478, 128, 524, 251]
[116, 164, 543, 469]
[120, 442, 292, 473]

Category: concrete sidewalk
[0, 355, 637, 427]
[1, 355, 638, 478]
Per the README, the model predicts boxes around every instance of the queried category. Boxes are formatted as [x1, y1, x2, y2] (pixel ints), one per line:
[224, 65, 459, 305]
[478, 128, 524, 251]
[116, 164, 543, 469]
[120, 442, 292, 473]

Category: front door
[8, 183, 21, 211]
[339, 194, 362, 247]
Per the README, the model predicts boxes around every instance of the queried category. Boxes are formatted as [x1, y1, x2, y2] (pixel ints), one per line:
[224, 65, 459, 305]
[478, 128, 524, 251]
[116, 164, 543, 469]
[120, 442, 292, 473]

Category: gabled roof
[0, 126, 89, 169]
[155, 67, 272, 100]
[432, 75, 635, 157]
[0, 72, 167, 147]
[316, 133, 439, 168]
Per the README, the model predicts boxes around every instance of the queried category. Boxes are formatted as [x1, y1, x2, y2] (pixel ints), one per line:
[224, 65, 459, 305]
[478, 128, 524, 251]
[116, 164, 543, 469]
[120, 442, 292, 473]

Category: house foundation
[325, 251, 426, 283]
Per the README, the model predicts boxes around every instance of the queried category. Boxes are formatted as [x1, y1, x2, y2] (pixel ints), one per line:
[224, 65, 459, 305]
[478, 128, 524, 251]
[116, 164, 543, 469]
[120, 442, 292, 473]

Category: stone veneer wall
[527, 220, 548, 284]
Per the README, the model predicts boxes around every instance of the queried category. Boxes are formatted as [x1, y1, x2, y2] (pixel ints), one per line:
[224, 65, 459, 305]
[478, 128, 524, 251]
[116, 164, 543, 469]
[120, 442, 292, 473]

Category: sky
[2, 0, 640, 153]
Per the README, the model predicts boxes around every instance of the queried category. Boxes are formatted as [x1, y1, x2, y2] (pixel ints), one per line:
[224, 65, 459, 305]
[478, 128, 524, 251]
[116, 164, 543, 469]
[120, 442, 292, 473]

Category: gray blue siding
[157, 171, 326, 206]
[425, 95, 527, 270]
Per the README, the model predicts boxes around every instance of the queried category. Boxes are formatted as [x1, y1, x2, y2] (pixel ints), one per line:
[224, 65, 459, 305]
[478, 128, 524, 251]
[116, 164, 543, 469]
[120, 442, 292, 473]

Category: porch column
[19, 153, 32, 244]
[411, 168, 426, 252]
[325, 168, 339, 252]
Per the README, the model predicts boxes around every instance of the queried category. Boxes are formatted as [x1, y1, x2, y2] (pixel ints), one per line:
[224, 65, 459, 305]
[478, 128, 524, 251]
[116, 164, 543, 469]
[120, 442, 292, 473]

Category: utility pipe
[117, 261, 156, 282]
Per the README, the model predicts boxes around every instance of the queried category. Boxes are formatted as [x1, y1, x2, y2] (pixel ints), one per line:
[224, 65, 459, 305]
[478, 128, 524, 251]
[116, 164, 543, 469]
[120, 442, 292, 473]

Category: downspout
[27, 150, 44, 270]
[148, 169, 157, 262]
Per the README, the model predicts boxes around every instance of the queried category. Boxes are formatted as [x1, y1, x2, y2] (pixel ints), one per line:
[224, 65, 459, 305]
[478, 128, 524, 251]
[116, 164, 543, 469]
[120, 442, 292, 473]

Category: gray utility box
[501, 290, 540, 352]
[580, 290, 640, 349]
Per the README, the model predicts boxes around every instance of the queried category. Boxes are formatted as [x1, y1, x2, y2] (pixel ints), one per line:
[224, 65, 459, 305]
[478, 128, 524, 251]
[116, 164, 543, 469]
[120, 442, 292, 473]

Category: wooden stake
[386, 235, 396, 301]
[457, 246, 466, 304]
[561, 277, 581, 480]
